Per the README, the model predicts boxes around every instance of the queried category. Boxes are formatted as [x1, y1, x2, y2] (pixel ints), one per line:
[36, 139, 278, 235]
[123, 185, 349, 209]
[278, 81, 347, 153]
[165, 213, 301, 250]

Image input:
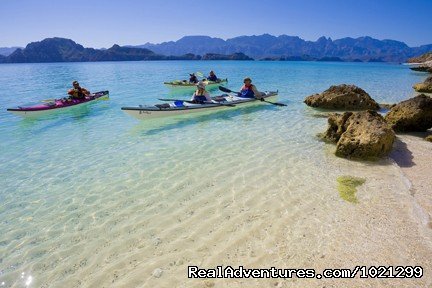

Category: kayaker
[239, 77, 263, 99]
[68, 81, 90, 100]
[191, 81, 212, 103]
[189, 73, 198, 84]
[207, 70, 218, 82]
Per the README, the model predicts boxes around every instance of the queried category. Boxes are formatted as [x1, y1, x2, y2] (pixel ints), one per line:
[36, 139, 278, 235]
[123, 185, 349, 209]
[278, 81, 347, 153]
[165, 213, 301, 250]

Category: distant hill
[136, 34, 432, 62]
[2, 35, 431, 64]
[201, 52, 252, 60]
[0, 38, 253, 63]
[408, 52, 432, 63]
[0, 47, 21, 56]
[3, 38, 162, 63]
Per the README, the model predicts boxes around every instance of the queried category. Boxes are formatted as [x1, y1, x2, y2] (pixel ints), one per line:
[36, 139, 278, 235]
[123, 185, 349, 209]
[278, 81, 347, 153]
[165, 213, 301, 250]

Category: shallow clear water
[0, 61, 429, 287]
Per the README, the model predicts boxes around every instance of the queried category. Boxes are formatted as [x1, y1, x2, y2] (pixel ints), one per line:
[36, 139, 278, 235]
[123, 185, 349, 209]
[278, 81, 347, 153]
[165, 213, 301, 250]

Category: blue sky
[1, 0, 431, 48]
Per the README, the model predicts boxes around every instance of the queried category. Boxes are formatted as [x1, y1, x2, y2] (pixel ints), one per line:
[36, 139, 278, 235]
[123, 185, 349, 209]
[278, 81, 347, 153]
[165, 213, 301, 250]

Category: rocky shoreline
[304, 74, 432, 232]
[305, 83, 432, 160]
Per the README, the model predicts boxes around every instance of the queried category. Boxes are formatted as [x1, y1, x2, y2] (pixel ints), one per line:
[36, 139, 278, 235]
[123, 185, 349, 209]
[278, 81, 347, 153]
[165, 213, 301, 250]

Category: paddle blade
[272, 102, 287, 106]
[218, 86, 232, 93]
[196, 71, 204, 78]
[263, 99, 287, 106]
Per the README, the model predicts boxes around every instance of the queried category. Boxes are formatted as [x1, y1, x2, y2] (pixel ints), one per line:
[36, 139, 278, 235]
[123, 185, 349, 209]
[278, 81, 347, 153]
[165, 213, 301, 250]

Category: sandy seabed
[77, 136, 432, 287]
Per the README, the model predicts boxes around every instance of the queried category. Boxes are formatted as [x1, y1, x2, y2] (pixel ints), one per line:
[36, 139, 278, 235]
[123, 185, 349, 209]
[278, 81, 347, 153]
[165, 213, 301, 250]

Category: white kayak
[121, 91, 279, 120]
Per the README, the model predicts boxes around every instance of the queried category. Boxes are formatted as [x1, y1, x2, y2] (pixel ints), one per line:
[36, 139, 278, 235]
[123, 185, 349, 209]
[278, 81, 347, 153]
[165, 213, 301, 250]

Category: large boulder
[384, 94, 432, 132]
[323, 110, 395, 159]
[413, 75, 432, 93]
[304, 84, 380, 110]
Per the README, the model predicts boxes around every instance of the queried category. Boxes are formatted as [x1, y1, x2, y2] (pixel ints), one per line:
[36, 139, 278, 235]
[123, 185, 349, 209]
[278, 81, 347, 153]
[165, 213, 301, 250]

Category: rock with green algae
[337, 176, 366, 203]
[426, 135, 432, 142]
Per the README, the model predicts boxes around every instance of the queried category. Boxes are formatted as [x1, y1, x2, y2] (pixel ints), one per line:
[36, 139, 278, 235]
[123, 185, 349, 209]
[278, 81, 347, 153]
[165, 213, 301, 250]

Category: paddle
[158, 98, 236, 107]
[218, 86, 286, 106]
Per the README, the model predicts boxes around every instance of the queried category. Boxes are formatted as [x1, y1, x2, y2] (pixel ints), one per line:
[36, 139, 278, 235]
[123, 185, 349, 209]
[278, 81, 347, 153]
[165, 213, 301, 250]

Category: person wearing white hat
[190, 81, 212, 103]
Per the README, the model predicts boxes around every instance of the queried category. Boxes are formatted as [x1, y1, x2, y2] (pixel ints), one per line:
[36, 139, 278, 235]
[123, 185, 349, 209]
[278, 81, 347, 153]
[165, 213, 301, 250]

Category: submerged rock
[337, 176, 365, 203]
[152, 268, 163, 278]
[304, 84, 380, 110]
[323, 110, 395, 159]
[413, 75, 432, 93]
[384, 94, 432, 132]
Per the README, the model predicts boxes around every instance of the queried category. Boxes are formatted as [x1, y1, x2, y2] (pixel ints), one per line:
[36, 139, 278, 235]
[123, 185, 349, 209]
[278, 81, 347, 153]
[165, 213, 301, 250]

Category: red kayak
[7, 91, 109, 117]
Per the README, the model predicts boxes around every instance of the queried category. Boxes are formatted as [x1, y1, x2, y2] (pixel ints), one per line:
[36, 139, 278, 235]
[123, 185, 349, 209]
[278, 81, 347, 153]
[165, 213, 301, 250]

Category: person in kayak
[239, 77, 263, 99]
[191, 81, 212, 103]
[207, 70, 218, 82]
[189, 73, 198, 84]
[68, 81, 90, 100]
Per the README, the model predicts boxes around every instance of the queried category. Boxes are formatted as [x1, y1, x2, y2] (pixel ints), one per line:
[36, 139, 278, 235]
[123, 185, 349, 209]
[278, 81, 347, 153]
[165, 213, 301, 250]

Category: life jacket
[193, 95, 207, 103]
[192, 91, 208, 103]
[69, 87, 86, 99]
[207, 75, 218, 81]
[189, 76, 198, 83]
[240, 84, 255, 98]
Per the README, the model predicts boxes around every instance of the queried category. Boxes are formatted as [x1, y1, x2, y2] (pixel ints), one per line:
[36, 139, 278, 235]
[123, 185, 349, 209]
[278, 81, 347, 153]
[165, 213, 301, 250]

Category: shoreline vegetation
[1, 34, 432, 64]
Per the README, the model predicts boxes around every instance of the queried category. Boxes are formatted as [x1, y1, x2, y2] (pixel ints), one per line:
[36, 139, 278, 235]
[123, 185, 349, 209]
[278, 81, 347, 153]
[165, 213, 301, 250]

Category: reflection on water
[17, 101, 111, 132]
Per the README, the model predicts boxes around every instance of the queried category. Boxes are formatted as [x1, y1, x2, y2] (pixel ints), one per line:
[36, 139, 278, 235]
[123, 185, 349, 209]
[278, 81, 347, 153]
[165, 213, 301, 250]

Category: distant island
[0, 38, 253, 64]
[1, 34, 431, 64]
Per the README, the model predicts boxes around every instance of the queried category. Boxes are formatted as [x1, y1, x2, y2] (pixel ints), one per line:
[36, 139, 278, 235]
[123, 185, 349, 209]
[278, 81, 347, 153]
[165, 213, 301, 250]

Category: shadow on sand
[389, 137, 415, 168]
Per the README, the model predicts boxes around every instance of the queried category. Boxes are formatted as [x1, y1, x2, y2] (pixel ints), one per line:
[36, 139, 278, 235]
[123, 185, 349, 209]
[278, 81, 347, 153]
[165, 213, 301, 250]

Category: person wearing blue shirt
[207, 70, 218, 82]
[239, 77, 263, 99]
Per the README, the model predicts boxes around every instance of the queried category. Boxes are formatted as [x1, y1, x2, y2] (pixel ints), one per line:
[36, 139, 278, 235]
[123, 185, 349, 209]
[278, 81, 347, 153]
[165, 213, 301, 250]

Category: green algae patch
[337, 176, 366, 203]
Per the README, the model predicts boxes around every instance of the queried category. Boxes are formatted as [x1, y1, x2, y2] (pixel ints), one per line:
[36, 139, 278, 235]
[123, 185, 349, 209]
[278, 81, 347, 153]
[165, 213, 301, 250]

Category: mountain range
[0, 38, 251, 63]
[136, 34, 432, 62]
[0, 47, 21, 56]
[1, 34, 431, 63]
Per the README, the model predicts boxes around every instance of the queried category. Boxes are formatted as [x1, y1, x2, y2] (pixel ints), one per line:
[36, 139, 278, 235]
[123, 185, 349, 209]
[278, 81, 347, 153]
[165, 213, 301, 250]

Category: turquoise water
[0, 61, 429, 287]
